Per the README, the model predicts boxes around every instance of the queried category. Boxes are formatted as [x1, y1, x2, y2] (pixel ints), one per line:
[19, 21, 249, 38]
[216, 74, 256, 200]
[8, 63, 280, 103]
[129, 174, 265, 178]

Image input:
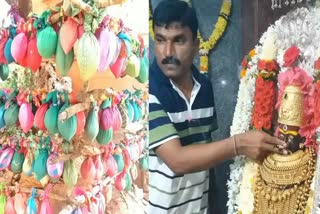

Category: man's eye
[156, 38, 165, 43]
[175, 38, 184, 44]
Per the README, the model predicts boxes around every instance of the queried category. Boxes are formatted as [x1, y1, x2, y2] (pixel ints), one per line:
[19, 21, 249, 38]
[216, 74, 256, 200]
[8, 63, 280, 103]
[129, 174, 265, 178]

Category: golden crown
[278, 85, 304, 127]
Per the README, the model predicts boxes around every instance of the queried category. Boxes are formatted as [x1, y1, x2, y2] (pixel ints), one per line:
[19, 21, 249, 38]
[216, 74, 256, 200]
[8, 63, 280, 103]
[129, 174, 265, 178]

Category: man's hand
[236, 130, 288, 161]
[154, 130, 287, 175]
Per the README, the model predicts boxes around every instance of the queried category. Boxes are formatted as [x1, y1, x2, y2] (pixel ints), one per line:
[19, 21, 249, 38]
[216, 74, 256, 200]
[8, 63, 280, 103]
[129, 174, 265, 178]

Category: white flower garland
[227, 52, 259, 214]
[227, 6, 320, 214]
[237, 161, 259, 214]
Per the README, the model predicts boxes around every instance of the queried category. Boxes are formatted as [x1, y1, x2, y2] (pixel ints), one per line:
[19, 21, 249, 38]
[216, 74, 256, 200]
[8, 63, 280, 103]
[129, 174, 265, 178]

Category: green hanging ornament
[85, 102, 99, 142]
[63, 159, 78, 190]
[114, 153, 124, 173]
[139, 156, 148, 171]
[35, 10, 58, 58]
[43, 91, 60, 134]
[56, 32, 74, 76]
[4, 103, 18, 127]
[11, 147, 25, 174]
[125, 172, 132, 191]
[126, 54, 140, 78]
[33, 137, 50, 181]
[96, 128, 113, 145]
[136, 54, 148, 84]
[57, 94, 77, 141]
[0, 64, 9, 81]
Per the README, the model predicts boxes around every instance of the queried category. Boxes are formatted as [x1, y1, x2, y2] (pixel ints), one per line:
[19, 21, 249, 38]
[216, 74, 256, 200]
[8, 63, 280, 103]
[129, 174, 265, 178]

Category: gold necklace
[149, 0, 232, 74]
[253, 148, 316, 214]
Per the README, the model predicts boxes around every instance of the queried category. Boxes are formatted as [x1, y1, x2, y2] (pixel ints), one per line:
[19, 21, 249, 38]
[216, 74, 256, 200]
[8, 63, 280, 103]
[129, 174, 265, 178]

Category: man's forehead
[154, 22, 189, 31]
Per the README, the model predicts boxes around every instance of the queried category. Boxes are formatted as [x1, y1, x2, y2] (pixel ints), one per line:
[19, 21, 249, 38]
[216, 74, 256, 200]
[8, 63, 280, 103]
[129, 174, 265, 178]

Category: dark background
[149, 0, 312, 213]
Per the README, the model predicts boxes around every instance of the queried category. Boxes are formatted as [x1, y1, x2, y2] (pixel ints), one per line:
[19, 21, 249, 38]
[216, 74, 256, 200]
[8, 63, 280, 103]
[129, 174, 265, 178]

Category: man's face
[154, 22, 199, 81]
[278, 123, 304, 153]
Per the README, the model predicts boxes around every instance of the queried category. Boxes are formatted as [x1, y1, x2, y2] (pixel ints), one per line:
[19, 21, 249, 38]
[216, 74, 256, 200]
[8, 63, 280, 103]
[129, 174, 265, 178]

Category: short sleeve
[149, 94, 179, 150]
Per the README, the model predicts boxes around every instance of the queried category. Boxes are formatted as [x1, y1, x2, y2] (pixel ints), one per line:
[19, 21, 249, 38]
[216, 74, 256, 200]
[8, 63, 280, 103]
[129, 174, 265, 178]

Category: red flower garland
[251, 56, 279, 130]
[251, 76, 276, 130]
[257, 59, 279, 72]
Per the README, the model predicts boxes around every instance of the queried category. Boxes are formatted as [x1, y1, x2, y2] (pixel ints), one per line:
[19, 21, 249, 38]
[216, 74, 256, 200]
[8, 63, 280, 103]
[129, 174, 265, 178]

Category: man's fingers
[264, 134, 287, 148]
[264, 143, 288, 155]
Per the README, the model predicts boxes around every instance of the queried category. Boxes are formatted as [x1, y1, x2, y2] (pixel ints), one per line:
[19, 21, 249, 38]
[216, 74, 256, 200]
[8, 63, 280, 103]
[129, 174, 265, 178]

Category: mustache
[162, 56, 181, 65]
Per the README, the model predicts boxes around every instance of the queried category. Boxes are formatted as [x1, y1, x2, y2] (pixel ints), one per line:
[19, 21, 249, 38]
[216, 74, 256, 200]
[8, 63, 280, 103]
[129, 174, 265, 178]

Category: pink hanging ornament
[5, 189, 16, 214]
[0, 147, 15, 170]
[60, 18, 78, 54]
[115, 171, 126, 191]
[99, 108, 114, 131]
[109, 40, 128, 78]
[75, 111, 86, 136]
[39, 186, 53, 214]
[19, 102, 34, 133]
[27, 34, 42, 72]
[34, 103, 49, 131]
[93, 155, 104, 180]
[14, 191, 27, 214]
[96, 192, 106, 214]
[106, 154, 117, 177]
[122, 148, 131, 169]
[46, 153, 64, 179]
[80, 157, 96, 181]
[112, 106, 122, 131]
[11, 32, 28, 65]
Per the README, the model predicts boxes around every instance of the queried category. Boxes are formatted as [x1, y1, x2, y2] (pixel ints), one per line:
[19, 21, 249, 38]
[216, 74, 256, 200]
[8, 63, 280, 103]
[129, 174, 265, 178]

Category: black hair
[152, 0, 198, 39]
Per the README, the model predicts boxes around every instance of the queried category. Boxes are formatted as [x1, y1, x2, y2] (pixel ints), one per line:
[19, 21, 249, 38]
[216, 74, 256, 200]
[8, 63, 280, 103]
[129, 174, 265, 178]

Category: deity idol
[252, 69, 316, 214]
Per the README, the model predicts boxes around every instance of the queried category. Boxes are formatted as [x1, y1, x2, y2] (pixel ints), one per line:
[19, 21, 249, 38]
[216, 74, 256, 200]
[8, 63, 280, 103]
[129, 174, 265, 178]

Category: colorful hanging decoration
[0, 1, 148, 213]
[34, 10, 58, 59]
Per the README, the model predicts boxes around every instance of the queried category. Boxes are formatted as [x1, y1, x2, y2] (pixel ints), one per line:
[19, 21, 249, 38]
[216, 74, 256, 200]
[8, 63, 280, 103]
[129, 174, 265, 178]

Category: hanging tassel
[0, 183, 6, 214]
[26, 188, 38, 214]
[39, 185, 53, 214]
[58, 205, 74, 214]
[97, 191, 106, 214]
[14, 184, 27, 214]
[5, 186, 15, 214]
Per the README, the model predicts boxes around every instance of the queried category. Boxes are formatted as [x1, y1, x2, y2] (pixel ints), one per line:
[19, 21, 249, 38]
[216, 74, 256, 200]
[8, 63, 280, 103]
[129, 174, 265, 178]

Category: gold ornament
[253, 148, 316, 214]
[278, 85, 305, 127]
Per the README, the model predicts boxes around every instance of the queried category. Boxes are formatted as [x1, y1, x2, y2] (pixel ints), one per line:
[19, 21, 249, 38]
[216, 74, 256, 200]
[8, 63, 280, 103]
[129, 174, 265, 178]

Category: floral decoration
[228, 7, 320, 214]
[240, 49, 256, 79]
[283, 45, 300, 67]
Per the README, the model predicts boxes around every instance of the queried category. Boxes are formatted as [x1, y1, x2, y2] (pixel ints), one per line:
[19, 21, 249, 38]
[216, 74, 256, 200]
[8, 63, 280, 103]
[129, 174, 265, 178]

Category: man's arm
[155, 130, 287, 175]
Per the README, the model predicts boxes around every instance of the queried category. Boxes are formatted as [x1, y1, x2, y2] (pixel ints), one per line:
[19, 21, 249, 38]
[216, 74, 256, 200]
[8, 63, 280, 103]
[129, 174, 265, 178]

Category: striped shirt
[149, 61, 218, 214]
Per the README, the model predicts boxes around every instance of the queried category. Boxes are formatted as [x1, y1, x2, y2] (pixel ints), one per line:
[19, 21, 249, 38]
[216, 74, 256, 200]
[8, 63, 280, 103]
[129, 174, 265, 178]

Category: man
[149, 1, 287, 213]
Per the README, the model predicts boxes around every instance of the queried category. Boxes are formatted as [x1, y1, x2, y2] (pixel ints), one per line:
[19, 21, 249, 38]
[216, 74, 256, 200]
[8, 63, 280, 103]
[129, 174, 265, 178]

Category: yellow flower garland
[149, 0, 232, 74]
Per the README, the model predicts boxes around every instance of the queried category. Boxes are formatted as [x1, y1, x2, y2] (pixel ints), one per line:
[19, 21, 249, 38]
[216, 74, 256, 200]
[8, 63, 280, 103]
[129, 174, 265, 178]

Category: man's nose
[165, 42, 175, 57]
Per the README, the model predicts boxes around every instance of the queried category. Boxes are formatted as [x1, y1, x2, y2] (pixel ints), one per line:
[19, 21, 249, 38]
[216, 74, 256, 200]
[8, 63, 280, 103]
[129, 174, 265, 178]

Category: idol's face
[278, 123, 304, 153]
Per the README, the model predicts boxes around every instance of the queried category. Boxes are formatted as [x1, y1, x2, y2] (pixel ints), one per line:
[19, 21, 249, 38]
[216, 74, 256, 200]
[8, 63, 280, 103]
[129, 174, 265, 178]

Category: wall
[149, 0, 241, 213]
